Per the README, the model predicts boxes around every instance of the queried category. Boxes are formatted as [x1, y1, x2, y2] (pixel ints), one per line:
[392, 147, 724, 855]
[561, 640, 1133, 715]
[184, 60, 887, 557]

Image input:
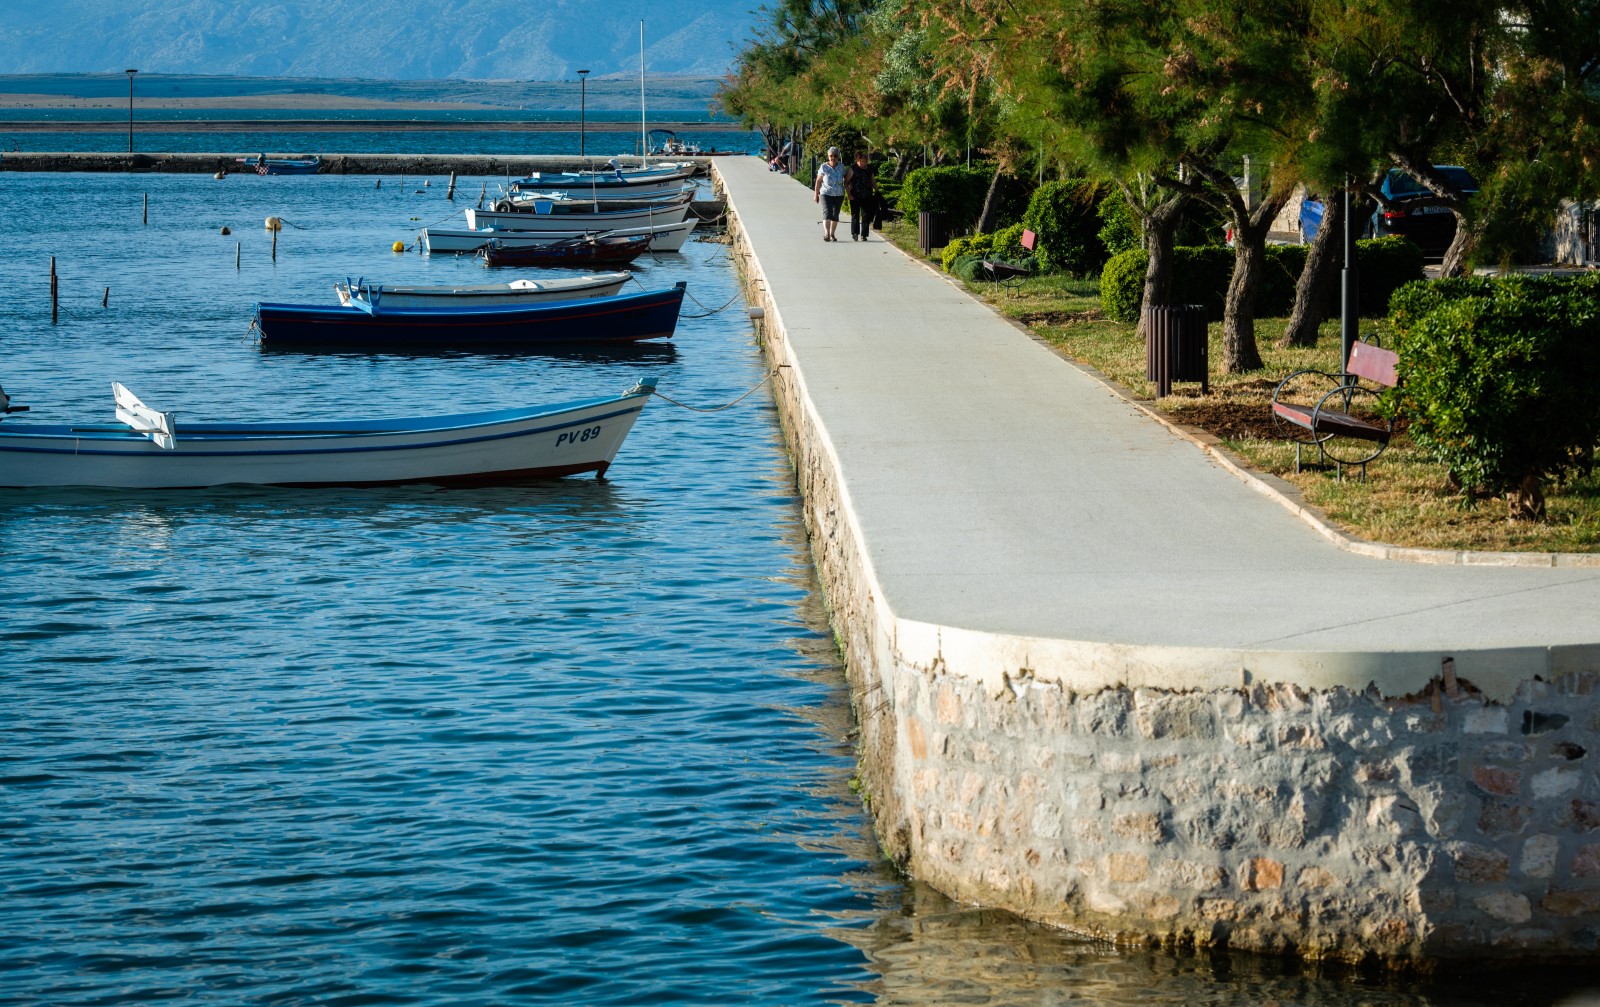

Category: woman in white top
[813, 147, 847, 242]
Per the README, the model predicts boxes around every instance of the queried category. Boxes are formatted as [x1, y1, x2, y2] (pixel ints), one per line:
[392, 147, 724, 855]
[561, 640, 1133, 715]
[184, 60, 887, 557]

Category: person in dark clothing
[844, 151, 878, 242]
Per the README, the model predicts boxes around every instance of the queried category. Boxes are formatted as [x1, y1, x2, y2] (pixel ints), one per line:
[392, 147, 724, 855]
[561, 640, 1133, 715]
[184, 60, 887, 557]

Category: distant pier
[0, 119, 749, 134]
[0, 151, 748, 176]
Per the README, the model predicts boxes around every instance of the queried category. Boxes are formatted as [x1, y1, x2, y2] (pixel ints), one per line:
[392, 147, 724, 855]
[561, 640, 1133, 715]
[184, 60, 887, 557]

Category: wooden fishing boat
[333, 273, 630, 307]
[480, 234, 653, 268]
[238, 154, 322, 175]
[0, 379, 656, 489]
[254, 281, 686, 349]
[422, 219, 697, 254]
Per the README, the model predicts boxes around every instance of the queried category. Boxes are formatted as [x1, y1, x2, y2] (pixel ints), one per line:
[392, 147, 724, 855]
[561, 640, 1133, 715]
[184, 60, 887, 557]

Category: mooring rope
[647, 368, 781, 413]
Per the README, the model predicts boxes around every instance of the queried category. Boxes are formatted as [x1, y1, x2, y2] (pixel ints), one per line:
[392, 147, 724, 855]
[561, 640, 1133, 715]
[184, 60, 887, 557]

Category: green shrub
[1100, 248, 1147, 322]
[1390, 273, 1600, 510]
[1020, 179, 1110, 275]
[990, 223, 1030, 262]
[1356, 236, 1426, 315]
[1096, 195, 1142, 256]
[941, 232, 995, 273]
[898, 166, 993, 234]
[950, 253, 991, 282]
[1099, 237, 1429, 324]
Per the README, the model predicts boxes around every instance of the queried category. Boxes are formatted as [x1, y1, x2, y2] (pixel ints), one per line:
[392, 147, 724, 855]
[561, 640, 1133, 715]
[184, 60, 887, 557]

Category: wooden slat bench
[1269, 338, 1399, 481]
[981, 229, 1036, 290]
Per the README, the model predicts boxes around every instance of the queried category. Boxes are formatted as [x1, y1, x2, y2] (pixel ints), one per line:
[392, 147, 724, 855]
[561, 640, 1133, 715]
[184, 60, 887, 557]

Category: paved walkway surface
[714, 157, 1600, 686]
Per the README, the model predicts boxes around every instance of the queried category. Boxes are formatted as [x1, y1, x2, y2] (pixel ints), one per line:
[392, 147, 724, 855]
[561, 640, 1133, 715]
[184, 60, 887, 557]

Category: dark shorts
[822, 194, 844, 221]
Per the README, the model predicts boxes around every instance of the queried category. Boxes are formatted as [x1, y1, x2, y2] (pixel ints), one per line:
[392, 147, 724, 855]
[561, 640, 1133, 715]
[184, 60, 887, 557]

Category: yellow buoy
[392, 241, 406, 253]
[264, 216, 282, 231]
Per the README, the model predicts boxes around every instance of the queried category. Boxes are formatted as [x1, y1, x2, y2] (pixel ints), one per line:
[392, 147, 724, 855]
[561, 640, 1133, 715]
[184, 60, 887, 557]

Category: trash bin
[918, 211, 946, 255]
[1146, 304, 1209, 396]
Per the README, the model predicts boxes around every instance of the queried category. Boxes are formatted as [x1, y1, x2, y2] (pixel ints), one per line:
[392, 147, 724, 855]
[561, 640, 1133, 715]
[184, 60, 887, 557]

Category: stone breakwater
[720, 167, 1600, 969]
[0, 152, 716, 175]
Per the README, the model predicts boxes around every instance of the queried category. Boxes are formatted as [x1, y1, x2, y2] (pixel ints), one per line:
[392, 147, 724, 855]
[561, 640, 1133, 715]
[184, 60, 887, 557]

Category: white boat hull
[333, 273, 630, 307]
[464, 202, 691, 232]
[423, 219, 697, 254]
[0, 382, 655, 489]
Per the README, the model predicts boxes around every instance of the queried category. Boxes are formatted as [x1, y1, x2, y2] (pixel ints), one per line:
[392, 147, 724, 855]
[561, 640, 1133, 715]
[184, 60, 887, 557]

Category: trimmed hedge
[941, 232, 995, 272]
[1098, 237, 1426, 323]
[897, 166, 992, 235]
[1390, 273, 1600, 502]
[1020, 179, 1109, 276]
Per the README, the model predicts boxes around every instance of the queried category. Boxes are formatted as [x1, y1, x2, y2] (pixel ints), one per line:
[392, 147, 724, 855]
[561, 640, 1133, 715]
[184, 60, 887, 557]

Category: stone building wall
[723, 184, 1600, 966]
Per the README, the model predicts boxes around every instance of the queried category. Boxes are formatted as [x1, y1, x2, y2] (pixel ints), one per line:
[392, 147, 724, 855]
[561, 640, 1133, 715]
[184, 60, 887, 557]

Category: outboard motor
[0, 384, 28, 415]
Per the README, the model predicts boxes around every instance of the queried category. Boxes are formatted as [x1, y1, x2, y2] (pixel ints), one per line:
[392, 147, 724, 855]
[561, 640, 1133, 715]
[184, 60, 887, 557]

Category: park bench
[1269, 336, 1399, 482]
[981, 229, 1036, 290]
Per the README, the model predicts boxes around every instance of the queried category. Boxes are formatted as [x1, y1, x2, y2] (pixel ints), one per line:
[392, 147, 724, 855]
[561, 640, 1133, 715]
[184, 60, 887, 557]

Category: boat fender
[494, 200, 514, 213]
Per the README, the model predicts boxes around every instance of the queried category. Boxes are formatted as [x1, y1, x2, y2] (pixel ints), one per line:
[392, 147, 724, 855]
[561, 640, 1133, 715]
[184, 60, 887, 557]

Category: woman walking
[813, 146, 846, 242]
[844, 150, 878, 242]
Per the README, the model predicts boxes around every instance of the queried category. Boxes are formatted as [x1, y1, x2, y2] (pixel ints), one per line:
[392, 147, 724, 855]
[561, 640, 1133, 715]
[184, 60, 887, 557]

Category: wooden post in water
[375, 177, 381, 190]
[447, 171, 457, 200]
[478, 182, 486, 208]
[235, 241, 241, 270]
[103, 287, 109, 308]
[271, 227, 277, 262]
[50, 256, 58, 324]
[143, 193, 148, 225]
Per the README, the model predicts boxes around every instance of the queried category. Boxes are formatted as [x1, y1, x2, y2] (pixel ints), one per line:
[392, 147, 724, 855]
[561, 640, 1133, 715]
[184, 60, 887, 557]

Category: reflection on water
[839, 877, 1600, 1006]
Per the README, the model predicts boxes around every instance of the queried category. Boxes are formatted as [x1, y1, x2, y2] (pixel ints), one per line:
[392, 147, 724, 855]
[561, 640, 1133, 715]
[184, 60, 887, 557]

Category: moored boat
[422, 219, 697, 254]
[255, 281, 687, 349]
[238, 154, 322, 175]
[0, 379, 656, 489]
[512, 163, 696, 190]
[466, 200, 690, 232]
[333, 273, 631, 307]
[480, 234, 653, 268]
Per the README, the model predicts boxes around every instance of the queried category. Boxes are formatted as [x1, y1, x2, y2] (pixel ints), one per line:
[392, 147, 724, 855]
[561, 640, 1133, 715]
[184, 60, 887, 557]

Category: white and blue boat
[0, 379, 656, 489]
[255, 281, 686, 349]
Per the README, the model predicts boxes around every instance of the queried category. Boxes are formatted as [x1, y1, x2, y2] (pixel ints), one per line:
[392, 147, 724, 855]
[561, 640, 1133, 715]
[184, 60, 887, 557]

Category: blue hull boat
[254, 282, 686, 349]
[239, 154, 322, 175]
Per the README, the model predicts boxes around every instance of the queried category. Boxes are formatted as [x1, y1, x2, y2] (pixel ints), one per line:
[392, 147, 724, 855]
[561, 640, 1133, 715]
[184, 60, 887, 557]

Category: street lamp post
[125, 69, 138, 153]
[577, 69, 590, 158]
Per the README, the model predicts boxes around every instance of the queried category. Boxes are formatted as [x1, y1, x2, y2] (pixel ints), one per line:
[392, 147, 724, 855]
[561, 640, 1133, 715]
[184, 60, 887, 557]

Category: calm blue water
[1, 162, 1595, 1004]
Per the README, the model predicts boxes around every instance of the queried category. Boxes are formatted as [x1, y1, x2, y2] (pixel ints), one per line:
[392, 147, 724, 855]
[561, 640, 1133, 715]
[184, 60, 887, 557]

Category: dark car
[1297, 166, 1478, 259]
[1370, 165, 1478, 258]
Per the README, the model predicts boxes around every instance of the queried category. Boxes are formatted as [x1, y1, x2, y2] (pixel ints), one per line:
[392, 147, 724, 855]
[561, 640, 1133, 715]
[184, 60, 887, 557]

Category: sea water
[0, 164, 1594, 1004]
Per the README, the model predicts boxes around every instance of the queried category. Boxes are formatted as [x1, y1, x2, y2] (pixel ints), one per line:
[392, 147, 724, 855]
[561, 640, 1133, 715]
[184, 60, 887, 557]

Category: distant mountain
[0, 0, 756, 79]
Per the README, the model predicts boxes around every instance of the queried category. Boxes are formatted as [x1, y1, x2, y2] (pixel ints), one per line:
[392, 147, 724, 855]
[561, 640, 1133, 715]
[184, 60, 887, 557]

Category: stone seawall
[720, 165, 1600, 968]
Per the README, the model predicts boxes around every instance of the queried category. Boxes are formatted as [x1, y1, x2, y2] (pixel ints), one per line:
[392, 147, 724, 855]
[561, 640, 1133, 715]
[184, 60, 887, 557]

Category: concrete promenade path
[713, 156, 1600, 699]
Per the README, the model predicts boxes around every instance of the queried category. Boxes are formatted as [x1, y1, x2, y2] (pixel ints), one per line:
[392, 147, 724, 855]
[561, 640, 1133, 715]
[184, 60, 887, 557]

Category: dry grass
[880, 222, 1600, 553]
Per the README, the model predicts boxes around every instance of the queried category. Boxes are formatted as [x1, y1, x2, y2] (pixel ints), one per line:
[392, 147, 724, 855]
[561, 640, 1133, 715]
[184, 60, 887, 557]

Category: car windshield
[1388, 166, 1477, 197]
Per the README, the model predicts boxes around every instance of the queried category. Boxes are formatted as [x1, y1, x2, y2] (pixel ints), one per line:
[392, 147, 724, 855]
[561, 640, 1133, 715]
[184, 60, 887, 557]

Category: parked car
[1297, 166, 1478, 259]
[1370, 166, 1478, 258]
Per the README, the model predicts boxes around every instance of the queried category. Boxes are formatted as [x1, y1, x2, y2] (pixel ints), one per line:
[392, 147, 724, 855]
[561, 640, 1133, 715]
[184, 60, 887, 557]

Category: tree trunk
[1186, 159, 1287, 372]
[975, 165, 1007, 234]
[1509, 473, 1547, 522]
[1279, 193, 1346, 348]
[1440, 209, 1474, 277]
[1137, 193, 1190, 342]
[1223, 239, 1267, 372]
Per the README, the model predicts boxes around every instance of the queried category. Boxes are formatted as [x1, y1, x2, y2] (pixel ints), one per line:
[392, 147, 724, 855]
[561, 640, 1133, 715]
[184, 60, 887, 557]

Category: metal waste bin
[918, 211, 946, 255]
[1146, 304, 1209, 396]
